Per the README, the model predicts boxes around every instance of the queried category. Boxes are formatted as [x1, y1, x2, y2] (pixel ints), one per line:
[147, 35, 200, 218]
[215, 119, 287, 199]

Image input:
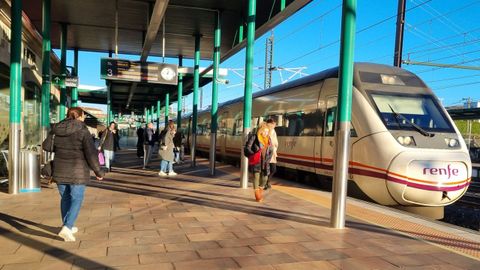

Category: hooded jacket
[52, 119, 104, 184]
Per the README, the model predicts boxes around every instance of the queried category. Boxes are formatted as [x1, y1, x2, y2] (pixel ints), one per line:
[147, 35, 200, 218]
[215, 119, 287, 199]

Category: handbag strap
[49, 133, 56, 152]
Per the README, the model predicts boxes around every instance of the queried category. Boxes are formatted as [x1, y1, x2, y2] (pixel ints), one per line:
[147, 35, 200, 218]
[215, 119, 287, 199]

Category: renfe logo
[423, 164, 459, 179]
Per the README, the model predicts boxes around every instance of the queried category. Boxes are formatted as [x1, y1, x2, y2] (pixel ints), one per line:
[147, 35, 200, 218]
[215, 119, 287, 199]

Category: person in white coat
[265, 118, 278, 190]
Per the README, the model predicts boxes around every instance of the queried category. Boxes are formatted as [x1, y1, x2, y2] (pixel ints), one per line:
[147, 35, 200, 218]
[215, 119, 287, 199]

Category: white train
[179, 63, 471, 217]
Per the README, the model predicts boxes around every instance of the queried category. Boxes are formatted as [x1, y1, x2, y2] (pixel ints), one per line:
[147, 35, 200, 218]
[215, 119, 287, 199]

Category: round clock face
[161, 67, 176, 81]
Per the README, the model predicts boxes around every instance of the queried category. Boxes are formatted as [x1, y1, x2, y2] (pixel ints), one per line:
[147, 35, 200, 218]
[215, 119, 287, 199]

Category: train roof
[192, 62, 424, 116]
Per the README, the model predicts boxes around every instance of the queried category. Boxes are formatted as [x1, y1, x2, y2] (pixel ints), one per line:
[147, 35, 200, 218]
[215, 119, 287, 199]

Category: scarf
[257, 126, 270, 161]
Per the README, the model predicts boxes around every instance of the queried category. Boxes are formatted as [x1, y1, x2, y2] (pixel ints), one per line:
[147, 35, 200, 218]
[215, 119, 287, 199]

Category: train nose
[387, 153, 470, 206]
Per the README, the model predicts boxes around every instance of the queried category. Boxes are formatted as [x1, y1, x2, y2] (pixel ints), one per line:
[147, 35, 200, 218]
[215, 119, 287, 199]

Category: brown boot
[254, 188, 263, 202]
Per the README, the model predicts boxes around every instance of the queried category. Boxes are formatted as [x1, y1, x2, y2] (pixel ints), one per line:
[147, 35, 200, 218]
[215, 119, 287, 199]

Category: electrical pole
[264, 32, 274, 89]
[394, 0, 406, 67]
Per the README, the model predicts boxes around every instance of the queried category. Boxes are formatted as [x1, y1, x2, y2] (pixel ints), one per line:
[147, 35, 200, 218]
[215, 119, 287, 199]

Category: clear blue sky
[55, 0, 480, 113]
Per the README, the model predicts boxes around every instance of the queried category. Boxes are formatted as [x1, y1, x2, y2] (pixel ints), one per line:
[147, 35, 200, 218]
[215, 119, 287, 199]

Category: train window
[359, 71, 426, 87]
[301, 110, 322, 136]
[369, 92, 454, 132]
[325, 107, 336, 137]
[233, 119, 243, 136]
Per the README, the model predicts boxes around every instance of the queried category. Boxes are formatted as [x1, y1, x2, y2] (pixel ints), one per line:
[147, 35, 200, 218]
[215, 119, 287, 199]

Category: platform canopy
[22, 0, 312, 113]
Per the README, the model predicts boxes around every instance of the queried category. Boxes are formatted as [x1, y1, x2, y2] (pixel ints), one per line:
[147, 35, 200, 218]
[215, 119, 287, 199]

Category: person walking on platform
[136, 124, 145, 158]
[245, 123, 273, 202]
[158, 120, 177, 176]
[143, 123, 155, 169]
[98, 122, 117, 172]
[48, 107, 104, 242]
[173, 130, 183, 164]
[265, 119, 278, 190]
[113, 123, 121, 151]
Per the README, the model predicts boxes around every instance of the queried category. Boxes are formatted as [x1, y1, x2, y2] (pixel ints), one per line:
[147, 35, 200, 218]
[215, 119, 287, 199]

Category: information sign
[100, 58, 178, 85]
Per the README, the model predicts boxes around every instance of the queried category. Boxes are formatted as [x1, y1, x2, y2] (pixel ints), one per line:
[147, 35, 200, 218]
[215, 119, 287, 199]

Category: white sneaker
[158, 171, 167, 176]
[58, 226, 76, 242]
[71, 227, 78, 234]
[168, 171, 177, 176]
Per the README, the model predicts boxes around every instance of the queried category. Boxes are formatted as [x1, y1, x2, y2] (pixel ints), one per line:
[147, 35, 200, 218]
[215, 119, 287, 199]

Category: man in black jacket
[143, 123, 155, 169]
[49, 107, 104, 242]
[136, 125, 145, 158]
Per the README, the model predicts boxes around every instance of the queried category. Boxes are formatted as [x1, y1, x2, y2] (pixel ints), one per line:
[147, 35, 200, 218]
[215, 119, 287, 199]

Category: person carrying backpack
[244, 122, 273, 202]
[46, 107, 104, 241]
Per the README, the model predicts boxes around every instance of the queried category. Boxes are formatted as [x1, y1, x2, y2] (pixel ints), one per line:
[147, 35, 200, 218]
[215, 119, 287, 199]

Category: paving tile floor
[0, 149, 479, 269]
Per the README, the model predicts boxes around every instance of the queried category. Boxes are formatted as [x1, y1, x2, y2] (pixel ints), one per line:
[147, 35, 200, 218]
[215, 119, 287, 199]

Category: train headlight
[445, 138, 459, 147]
[397, 136, 415, 146]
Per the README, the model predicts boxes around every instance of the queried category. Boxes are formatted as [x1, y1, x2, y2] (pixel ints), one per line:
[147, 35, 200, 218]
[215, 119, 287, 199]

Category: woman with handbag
[50, 107, 104, 241]
[244, 123, 273, 202]
[98, 122, 116, 172]
[158, 120, 177, 176]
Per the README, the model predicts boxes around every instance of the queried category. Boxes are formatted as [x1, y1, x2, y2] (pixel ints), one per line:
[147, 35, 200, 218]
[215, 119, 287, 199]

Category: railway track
[456, 192, 480, 208]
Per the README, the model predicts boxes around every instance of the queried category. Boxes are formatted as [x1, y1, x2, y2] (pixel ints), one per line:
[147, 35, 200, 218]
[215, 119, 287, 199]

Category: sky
[55, 0, 480, 114]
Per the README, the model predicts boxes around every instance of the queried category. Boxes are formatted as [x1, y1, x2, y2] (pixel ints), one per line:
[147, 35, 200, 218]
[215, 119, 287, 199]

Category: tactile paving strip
[273, 183, 480, 260]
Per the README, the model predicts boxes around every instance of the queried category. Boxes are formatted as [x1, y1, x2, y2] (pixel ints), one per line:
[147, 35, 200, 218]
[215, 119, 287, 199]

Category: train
[178, 63, 471, 218]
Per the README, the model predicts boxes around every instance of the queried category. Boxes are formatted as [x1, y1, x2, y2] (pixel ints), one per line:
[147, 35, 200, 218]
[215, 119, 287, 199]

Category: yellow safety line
[273, 183, 480, 261]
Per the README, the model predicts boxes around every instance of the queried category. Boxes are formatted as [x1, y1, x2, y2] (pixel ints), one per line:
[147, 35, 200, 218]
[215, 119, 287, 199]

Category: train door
[320, 95, 337, 174]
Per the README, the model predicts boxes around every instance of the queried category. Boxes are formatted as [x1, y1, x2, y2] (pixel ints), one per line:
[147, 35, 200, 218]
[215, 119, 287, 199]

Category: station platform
[0, 150, 479, 270]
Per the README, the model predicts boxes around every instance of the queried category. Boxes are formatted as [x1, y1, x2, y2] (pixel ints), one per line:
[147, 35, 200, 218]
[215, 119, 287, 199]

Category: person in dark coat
[136, 125, 145, 158]
[173, 130, 183, 164]
[244, 123, 273, 202]
[51, 107, 104, 241]
[113, 123, 121, 151]
[98, 122, 117, 171]
[143, 123, 155, 169]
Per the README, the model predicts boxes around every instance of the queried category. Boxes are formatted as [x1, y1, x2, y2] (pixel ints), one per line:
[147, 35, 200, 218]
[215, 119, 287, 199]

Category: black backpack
[243, 132, 259, 157]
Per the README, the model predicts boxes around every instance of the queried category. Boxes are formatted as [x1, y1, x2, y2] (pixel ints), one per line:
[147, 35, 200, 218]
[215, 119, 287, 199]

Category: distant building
[464, 101, 480, 109]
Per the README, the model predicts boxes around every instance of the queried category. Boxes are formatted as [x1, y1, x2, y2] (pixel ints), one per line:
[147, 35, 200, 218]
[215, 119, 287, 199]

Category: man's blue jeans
[57, 184, 86, 229]
[160, 160, 173, 173]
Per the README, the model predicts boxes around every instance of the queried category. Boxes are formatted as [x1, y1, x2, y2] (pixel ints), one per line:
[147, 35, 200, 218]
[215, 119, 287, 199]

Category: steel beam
[240, 0, 256, 189]
[177, 56, 183, 128]
[164, 92, 169, 126]
[59, 23, 68, 120]
[72, 48, 79, 106]
[41, 0, 51, 155]
[9, 0, 22, 194]
[126, 0, 169, 110]
[331, 0, 357, 229]
[191, 34, 201, 167]
[210, 11, 221, 176]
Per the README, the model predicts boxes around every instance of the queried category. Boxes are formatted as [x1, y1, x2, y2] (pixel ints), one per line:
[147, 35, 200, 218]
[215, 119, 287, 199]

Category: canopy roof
[22, 0, 312, 113]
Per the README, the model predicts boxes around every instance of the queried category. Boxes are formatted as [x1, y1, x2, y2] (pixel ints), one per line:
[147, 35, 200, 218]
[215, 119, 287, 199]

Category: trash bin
[20, 149, 41, 193]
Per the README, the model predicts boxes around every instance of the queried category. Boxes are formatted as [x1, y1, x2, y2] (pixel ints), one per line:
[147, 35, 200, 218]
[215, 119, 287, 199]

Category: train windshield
[369, 92, 454, 133]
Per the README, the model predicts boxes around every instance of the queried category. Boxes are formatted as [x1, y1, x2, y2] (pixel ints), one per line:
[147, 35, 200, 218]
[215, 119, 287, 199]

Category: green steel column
[151, 105, 155, 124]
[191, 34, 201, 167]
[240, 0, 256, 189]
[157, 100, 161, 130]
[8, 0, 22, 194]
[210, 12, 221, 176]
[41, 0, 51, 163]
[71, 48, 79, 107]
[238, 24, 244, 43]
[281, 0, 286, 11]
[107, 82, 112, 124]
[177, 56, 183, 128]
[144, 107, 147, 123]
[331, 0, 357, 229]
[107, 51, 112, 124]
[59, 23, 67, 120]
[164, 93, 169, 126]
